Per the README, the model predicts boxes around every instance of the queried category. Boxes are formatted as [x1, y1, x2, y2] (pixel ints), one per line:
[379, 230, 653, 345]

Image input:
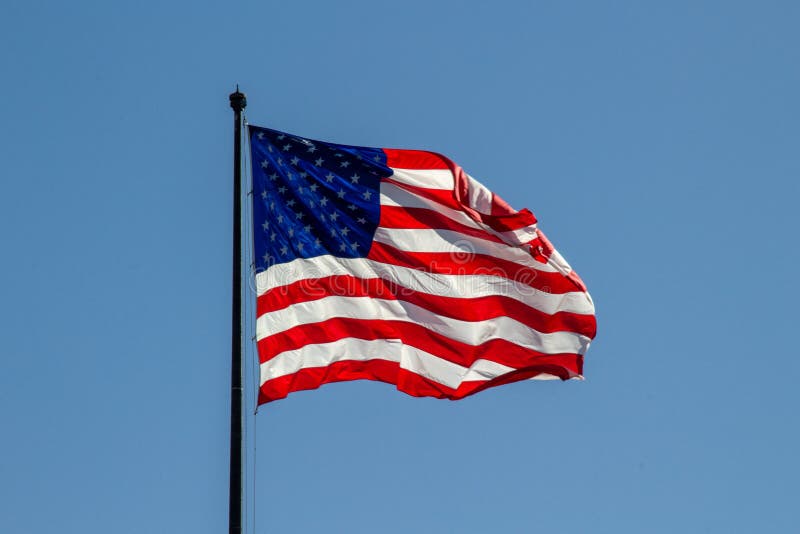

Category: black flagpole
[228, 87, 246, 534]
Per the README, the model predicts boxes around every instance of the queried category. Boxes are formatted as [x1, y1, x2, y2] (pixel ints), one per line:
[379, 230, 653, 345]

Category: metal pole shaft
[228, 87, 246, 534]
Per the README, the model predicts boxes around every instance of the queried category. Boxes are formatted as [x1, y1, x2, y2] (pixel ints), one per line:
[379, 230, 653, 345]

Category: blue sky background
[2, 1, 799, 533]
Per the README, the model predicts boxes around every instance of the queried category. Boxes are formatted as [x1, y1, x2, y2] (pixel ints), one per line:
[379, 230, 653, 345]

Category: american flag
[249, 125, 596, 404]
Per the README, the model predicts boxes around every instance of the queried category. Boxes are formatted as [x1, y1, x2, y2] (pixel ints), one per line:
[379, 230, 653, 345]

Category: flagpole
[228, 87, 246, 534]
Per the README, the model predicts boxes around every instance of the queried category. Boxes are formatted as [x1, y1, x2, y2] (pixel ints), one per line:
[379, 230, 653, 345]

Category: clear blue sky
[2, 1, 798, 533]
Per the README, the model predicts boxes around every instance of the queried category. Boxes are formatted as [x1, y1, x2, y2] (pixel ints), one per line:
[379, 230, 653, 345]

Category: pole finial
[229, 86, 247, 112]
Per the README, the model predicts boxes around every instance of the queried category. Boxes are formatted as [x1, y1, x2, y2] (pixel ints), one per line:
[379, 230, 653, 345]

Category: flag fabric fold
[249, 125, 596, 404]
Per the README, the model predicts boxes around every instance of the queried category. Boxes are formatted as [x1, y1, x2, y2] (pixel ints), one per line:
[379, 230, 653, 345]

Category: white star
[341, 227, 350, 236]
[287, 199, 296, 207]
[277, 134, 286, 140]
[262, 220, 269, 230]
[319, 213, 326, 222]
[267, 145, 274, 153]
[287, 172, 295, 181]
[309, 200, 316, 208]
[282, 144, 292, 152]
[309, 183, 319, 192]
[325, 173, 335, 183]
[337, 189, 346, 199]
[299, 172, 308, 179]
[297, 242, 304, 252]
[288, 227, 295, 237]
[278, 186, 287, 194]
[304, 224, 312, 232]
[350, 173, 360, 183]
[362, 191, 372, 200]
[269, 173, 278, 181]
[357, 217, 366, 224]
[261, 160, 269, 169]
[307, 145, 317, 153]
[261, 190, 268, 199]
[340, 161, 350, 168]
[373, 154, 381, 162]
[280, 245, 288, 255]
[330, 211, 339, 221]
[277, 158, 284, 166]
[298, 186, 305, 194]
[262, 252, 270, 263]
[334, 153, 343, 158]
[277, 214, 284, 223]
[320, 197, 329, 206]
[315, 238, 322, 247]
[270, 232, 277, 242]
[315, 158, 324, 167]
[257, 132, 265, 140]
[351, 242, 360, 250]
[290, 156, 300, 166]
[339, 242, 347, 252]
[295, 211, 304, 220]
[347, 204, 356, 211]
[330, 228, 337, 237]
[269, 201, 276, 211]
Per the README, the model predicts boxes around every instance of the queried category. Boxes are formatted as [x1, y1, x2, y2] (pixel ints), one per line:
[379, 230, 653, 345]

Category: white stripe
[373, 227, 559, 273]
[466, 174, 493, 213]
[545, 242, 574, 277]
[499, 226, 539, 246]
[256, 295, 592, 355]
[261, 338, 401, 383]
[380, 181, 477, 227]
[255, 255, 594, 316]
[260, 337, 544, 390]
[381, 180, 541, 248]
[389, 168, 454, 190]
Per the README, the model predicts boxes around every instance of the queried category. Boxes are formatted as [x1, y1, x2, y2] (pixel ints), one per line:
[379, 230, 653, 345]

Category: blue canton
[249, 126, 392, 270]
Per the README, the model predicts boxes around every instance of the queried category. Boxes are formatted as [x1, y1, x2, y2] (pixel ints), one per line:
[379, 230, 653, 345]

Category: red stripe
[259, 355, 581, 403]
[260, 359, 400, 403]
[367, 241, 585, 294]
[257, 317, 584, 372]
[383, 178, 538, 236]
[383, 149, 450, 169]
[379, 205, 505, 244]
[489, 192, 515, 216]
[483, 208, 538, 233]
[257, 275, 596, 338]
[379, 185, 548, 264]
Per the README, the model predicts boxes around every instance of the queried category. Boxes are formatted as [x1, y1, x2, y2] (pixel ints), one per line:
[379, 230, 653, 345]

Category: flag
[249, 125, 596, 404]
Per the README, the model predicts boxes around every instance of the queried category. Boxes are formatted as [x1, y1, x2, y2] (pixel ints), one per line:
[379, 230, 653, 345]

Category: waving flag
[249, 125, 596, 404]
